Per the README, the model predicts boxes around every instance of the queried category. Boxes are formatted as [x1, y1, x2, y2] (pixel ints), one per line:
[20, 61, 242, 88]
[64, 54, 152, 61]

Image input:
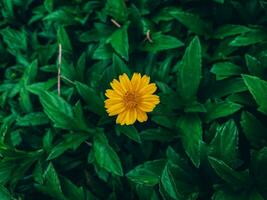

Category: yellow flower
[105, 73, 160, 125]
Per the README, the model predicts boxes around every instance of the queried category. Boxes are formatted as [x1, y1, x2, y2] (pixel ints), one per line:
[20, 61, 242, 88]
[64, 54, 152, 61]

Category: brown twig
[146, 30, 153, 43]
[57, 44, 62, 96]
[85, 141, 92, 147]
[111, 19, 121, 28]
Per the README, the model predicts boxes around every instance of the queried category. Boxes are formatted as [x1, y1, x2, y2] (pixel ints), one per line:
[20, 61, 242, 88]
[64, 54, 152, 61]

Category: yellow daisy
[105, 73, 160, 125]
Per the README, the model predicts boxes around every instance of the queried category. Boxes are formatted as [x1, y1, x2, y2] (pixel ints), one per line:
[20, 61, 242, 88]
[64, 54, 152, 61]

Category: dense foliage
[1, 0, 267, 199]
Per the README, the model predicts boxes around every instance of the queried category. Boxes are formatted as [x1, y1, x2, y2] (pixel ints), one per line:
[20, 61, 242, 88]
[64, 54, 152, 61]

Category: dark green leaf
[170, 10, 210, 35]
[230, 30, 267, 46]
[177, 36, 201, 101]
[75, 81, 105, 116]
[16, 112, 49, 126]
[177, 114, 203, 167]
[208, 157, 249, 189]
[208, 120, 239, 167]
[142, 32, 183, 52]
[242, 75, 267, 115]
[105, 0, 128, 22]
[109, 25, 129, 60]
[93, 132, 123, 176]
[241, 111, 267, 148]
[47, 133, 89, 160]
[127, 160, 166, 186]
[116, 125, 141, 143]
[36, 163, 67, 200]
[211, 62, 243, 80]
[213, 25, 252, 39]
[39, 91, 89, 132]
[205, 100, 242, 122]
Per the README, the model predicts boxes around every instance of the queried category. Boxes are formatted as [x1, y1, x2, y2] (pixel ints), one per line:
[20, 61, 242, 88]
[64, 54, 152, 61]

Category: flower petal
[116, 110, 127, 125]
[105, 89, 122, 99]
[138, 102, 156, 112]
[136, 108, 148, 122]
[139, 83, 157, 95]
[105, 98, 123, 107]
[128, 108, 137, 125]
[131, 73, 141, 91]
[141, 94, 160, 104]
[119, 73, 132, 91]
[107, 103, 125, 116]
[139, 75, 150, 88]
[110, 79, 125, 95]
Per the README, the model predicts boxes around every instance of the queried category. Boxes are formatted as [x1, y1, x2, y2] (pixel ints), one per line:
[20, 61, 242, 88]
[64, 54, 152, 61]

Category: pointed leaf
[177, 114, 202, 167]
[177, 36, 201, 101]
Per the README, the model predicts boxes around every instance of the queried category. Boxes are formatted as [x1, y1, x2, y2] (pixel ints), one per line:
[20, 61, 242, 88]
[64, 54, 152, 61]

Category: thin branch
[146, 30, 153, 43]
[111, 19, 121, 28]
[85, 141, 92, 147]
[57, 43, 62, 96]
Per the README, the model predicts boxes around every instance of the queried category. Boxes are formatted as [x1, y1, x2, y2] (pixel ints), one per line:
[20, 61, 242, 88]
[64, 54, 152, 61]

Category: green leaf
[242, 75, 267, 115]
[211, 62, 243, 80]
[208, 120, 239, 167]
[23, 59, 38, 84]
[166, 147, 197, 176]
[213, 24, 252, 39]
[76, 53, 86, 82]
[170, 10, 210, 35]
[127, 160, 166, 186]
[213, 0, 224, 3]
[16, 112, 49, 126]
[112, 53, 131, 76]
[27, 79, 57, 95]
[251, 147, 267, 196]
[142, 32, 184, 52]
[75, 81, 105, 116]
[0, 185, 12, 200]
[245, 54, 264, 77]
[47, 133, 90, 160]
[230, 30, 267, 46]
[60, 177, 87, 200]
[109, 25, 129, 60]
[39, 91, 89, 132]
[39, 91, 74, 129]
[36, 163, 67, 200]
[0, 27, 27, 55]
[212, 188, 264, 200]
[93, 132, 123, 176]
[161, 164, 180, 200]
[105, 0, 128, 22]
[210, 78, 247, 98]
[184, 102, 207, 113]
[240, 111, 267, 148]
[44, 0, 53, 12]
[177, 114, 202, 167]
[2, 0, 14, 18]
[92, 43, 113, 60]
[19, 87, 33, 113]
[43, 129, 54, 151]
[161, 163, 199, 200]
[208, 157, 249, 189]
[177, 36, 202, 101]
[140, 128, 177, 142]
[57, 26, 72, 53]
[151, 115, 175, 129]
[116, 125, 141, 143]
[205, 100, 242, 122]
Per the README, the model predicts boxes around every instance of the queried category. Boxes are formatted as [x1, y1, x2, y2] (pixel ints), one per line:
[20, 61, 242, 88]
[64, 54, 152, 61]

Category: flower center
[123, 92, 138, 109]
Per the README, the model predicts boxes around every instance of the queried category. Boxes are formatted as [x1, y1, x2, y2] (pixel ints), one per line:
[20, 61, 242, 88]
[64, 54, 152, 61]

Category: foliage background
[1, 0, 267, 199]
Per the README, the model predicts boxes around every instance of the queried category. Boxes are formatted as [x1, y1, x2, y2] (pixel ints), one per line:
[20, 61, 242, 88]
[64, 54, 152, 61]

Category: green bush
[1, 0, 267, 199]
